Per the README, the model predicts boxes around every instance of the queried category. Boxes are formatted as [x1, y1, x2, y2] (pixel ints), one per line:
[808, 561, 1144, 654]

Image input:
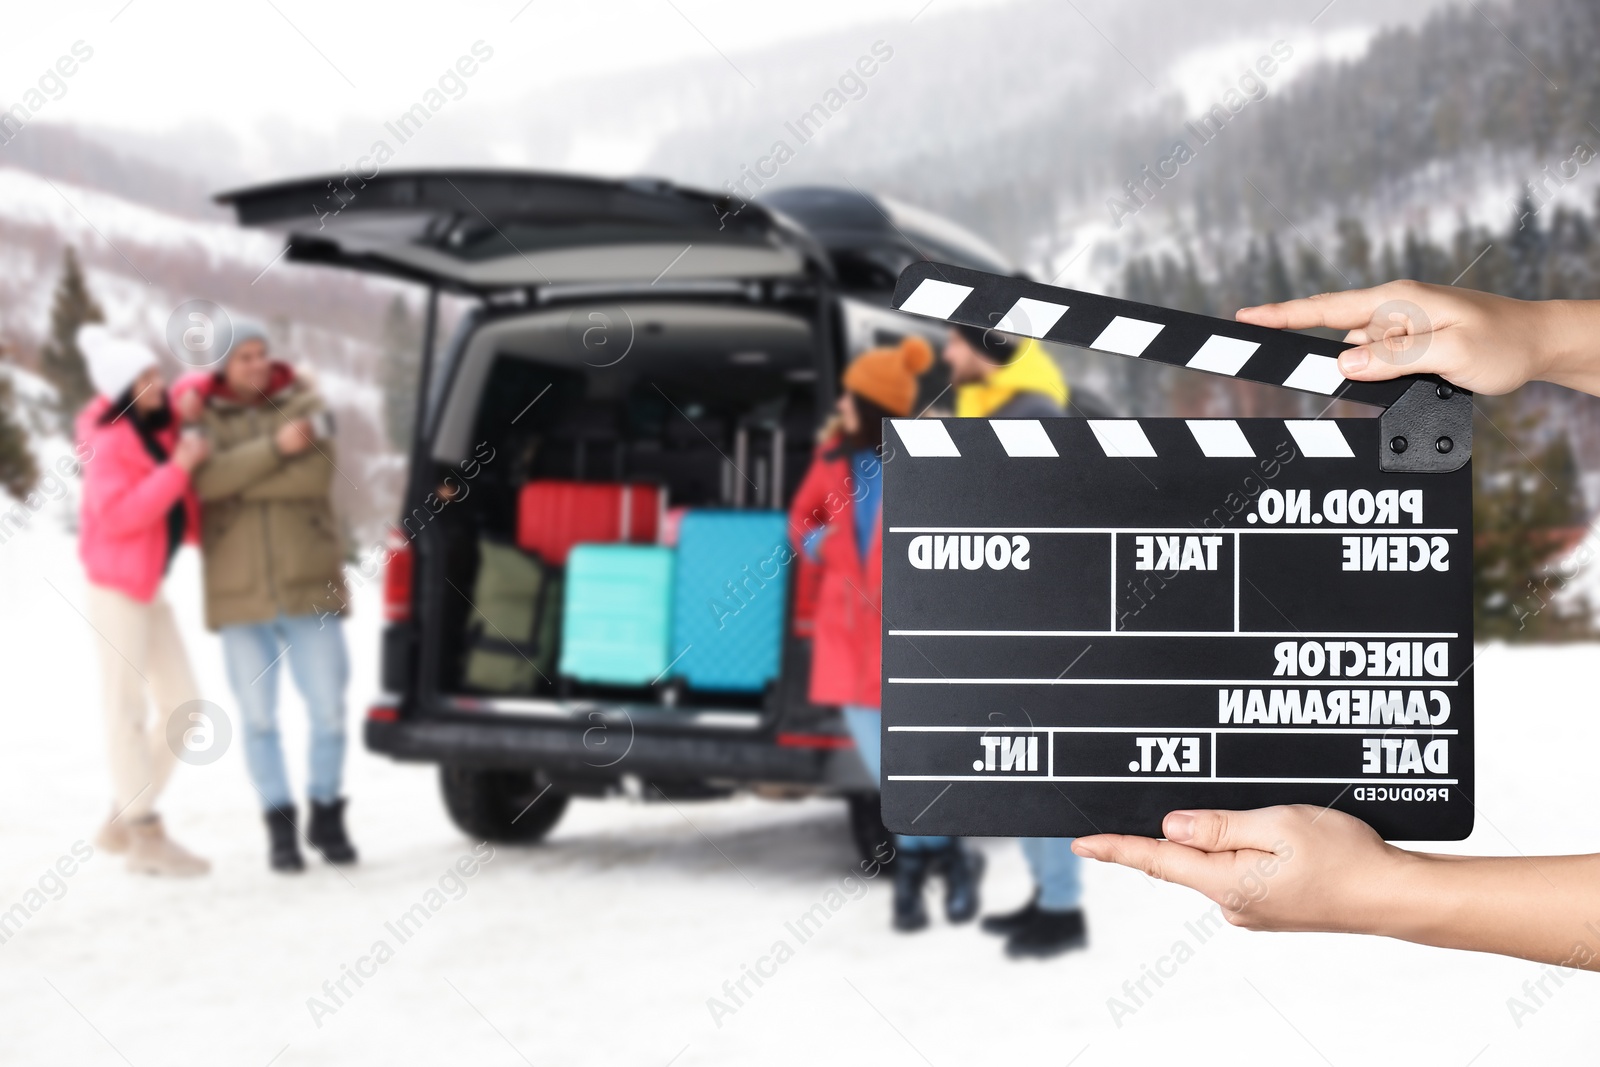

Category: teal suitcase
[558, 544, 674, 686]
[670, 510, 790, 692]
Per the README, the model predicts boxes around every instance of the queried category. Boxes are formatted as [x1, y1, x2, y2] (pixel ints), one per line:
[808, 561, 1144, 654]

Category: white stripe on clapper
[1090, 316, 1165, 356]
[897, 279, 974, 319]
[1186, 335, 1260, 376]
[1282, 353, 1345, 394]
[1087, 420, 1157, 458]
[891, 419, 961, 457]
[994, 298, 1069, 338]
[989, 419, 1058, 457]
[1284, 420, 1354, 458]
[1185, 419, 1255, 457]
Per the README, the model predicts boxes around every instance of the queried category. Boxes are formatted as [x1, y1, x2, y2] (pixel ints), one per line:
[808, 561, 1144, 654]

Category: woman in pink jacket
[77, 325, 211, 876]
[788, 337, 985, 933]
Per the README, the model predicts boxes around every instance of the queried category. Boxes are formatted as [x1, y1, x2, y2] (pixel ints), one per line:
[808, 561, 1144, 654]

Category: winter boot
[307, 798, 358, 865]
[95, 804, 131, 855]
[1004, 907, 1088, 960]
[125, 815, 209, 877]
[935, 842, 985, 923]
[265, 806, 306, 873]
[892, 850, 931, 932]
[981, 893, 1040, 936]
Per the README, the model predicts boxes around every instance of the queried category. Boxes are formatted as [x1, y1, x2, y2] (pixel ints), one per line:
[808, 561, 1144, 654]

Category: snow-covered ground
[0, 515, 1596, 1066]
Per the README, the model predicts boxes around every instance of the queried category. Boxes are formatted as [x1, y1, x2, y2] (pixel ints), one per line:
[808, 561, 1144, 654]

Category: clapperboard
[879, 262, 1474, 841]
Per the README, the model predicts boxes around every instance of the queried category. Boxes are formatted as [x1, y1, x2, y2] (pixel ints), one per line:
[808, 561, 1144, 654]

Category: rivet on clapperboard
[878, 262, 1474, 842]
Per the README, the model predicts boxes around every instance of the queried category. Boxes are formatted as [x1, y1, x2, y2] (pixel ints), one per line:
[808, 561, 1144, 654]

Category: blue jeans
[1021, 836, 1082, 911]
[843, 707, 1082, 906]
[842, 706, 951, 854]
[221, 614, 349, 811]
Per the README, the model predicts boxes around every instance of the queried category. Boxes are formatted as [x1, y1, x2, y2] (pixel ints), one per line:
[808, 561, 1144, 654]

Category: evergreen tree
[1177, 251, 1211, 316]
[1473, 400, 1592, 640]
[38, 246, 103, 431]
[1377, 240, 1401, 286]
[1261, 234, 1293, 305]
[1295, 246, 1328, 298]
[0, 373, 39, 501]
[1334, 218, 1372, 288]
[1236, 240, 1266, 310]
[1507, 192, 1547, 299]
[379, 295, 422, 451]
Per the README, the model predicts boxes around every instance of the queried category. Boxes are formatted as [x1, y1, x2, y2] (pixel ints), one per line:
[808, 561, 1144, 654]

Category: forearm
[93, 463, 190, 536]
[1538, 300, 1600, 397]
[194, 436, 282, 500]
[1376, 851, 1600, 969]
[240, 453, 333, 500]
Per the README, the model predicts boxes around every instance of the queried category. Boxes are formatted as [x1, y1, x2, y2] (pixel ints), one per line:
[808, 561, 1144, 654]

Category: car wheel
[439, 766, 569, 843]
[846, 793, 897, 870]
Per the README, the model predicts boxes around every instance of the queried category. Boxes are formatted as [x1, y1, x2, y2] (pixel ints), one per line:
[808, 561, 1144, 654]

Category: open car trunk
[419, 296, 829, 730]
[216, 170, 1005, 788]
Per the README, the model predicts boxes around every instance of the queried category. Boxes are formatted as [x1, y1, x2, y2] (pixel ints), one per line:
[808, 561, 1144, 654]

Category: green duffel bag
[463, 538, 561, 693]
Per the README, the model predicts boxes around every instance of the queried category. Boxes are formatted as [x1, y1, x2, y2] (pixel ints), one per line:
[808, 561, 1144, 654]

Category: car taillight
[776, 732, 855, 750]
[367, 704, 399, 722]
[383, 530, 414, 622]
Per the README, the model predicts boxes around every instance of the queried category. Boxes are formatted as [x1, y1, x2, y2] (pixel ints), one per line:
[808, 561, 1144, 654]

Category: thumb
[1335, 345, 1386, 380]
[1163, 808, 1286, 854]
[1335, 328, 1455, 384]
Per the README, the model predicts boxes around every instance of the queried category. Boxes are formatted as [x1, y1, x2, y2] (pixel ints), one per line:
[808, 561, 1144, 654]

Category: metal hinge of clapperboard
[889, 262, 1472, 474]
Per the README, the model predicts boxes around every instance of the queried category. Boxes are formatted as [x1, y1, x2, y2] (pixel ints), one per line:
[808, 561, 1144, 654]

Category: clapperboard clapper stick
[878, 262, 1474, 840]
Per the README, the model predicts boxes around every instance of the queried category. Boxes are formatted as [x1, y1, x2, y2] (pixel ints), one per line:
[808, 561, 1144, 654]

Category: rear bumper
[365, 713, 872, 790]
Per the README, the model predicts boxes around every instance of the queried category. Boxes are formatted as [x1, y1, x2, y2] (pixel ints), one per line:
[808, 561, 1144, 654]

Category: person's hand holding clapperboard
[1072, 280, 1600, 970]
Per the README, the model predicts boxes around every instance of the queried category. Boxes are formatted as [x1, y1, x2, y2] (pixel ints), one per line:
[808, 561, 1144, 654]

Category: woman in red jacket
[76, 325, 211, 877]
[788, 336, 984, 932]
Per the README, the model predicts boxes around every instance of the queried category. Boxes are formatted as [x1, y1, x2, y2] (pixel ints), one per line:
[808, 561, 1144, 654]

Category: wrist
[1535, 299, 1600, 392]
[1358, 848, 1452, 941]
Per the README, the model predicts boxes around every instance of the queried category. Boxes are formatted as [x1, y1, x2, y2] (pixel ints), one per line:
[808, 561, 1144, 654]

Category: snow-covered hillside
[0, 166, 412, 542]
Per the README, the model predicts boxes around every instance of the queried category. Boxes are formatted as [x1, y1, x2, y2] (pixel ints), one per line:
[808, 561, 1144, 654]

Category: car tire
[846, 793, 897, 871]
[439, 766, 569, 843]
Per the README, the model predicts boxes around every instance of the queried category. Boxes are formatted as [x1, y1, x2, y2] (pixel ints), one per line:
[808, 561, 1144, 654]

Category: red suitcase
[516, 481, 661, 565]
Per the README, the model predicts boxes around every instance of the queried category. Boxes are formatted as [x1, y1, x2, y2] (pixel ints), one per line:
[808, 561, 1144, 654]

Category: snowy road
[1, 521, 1596, 1066]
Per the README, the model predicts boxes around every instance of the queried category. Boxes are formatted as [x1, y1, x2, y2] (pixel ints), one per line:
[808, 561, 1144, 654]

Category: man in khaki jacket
[189, 321, 356, 873]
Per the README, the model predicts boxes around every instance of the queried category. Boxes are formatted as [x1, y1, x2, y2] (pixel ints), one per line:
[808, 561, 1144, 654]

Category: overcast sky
[4, 0, 1009, 136]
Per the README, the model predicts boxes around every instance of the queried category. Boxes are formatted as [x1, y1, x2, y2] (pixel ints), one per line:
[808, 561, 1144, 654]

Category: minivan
[218, 170, 1067, 861]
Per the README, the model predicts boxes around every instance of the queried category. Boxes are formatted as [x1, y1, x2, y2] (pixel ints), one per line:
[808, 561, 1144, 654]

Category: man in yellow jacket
[946, 323, 1069, 420]
[941, 322, 1088, 960]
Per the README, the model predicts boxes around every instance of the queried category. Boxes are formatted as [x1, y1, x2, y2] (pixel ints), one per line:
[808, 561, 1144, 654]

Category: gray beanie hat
[223, 316, 270, 362]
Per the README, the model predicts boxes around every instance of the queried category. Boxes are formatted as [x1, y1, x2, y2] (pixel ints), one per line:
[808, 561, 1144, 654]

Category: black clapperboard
[880, 262, 1474, 841]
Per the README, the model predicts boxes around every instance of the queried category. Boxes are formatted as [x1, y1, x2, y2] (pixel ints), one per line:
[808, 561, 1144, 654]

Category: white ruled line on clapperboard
[881, 421, 1464, 788]
[888, 420, 1459, 637]
[884, 728, 1461, 786]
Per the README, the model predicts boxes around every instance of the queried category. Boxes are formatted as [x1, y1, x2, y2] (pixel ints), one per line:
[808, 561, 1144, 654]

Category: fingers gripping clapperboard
[880, 262, 1474, 841]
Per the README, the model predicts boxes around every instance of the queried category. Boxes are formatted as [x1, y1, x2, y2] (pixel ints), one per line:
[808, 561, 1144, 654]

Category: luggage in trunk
[558, 544, 675, 686]
[516, 480, 661, 565]
[670, 510, 790, 692]
[462, 538, 561, 693]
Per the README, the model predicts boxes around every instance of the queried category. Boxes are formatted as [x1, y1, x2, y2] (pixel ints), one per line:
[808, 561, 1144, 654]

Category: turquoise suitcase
[559, 544, 674, 686]
[670, 510, 790, 692]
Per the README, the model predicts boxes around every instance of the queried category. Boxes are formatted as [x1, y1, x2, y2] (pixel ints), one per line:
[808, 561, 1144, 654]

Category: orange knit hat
[841, 336, 934, 417]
